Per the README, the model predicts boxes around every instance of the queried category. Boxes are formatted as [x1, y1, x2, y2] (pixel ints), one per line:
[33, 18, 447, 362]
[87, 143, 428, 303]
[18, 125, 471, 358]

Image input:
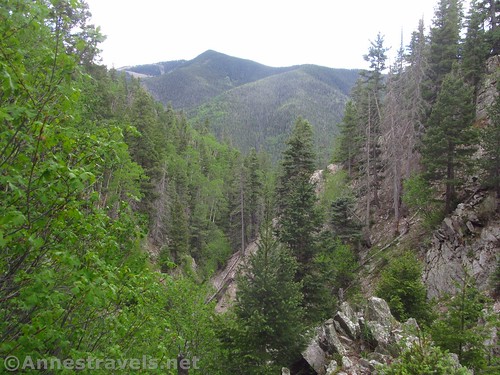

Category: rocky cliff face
[423, 191, 499, 298]
[476, 55, 499, 126]
[287, 297, 424, 375]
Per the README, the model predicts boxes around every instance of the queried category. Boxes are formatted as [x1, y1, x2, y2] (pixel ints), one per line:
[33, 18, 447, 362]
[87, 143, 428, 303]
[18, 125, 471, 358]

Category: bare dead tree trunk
[150, 163, 169, 245]
[365, 93, 372, 227]
[446, 141, 455, 213]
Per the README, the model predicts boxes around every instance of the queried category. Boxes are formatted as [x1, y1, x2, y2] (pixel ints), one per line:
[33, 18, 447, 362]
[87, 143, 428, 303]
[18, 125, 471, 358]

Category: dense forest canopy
[0, 0, 498, 374]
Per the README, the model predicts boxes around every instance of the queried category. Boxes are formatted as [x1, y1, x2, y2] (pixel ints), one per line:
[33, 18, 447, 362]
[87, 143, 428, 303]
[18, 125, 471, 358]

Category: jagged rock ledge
[423, 191, 499, 299]
[287, 297, 420, 375]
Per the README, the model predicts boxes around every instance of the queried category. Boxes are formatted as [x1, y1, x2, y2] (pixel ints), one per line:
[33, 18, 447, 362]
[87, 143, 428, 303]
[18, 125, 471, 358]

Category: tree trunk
[365, 94, 372, 227]
[446, 142, 455, 213]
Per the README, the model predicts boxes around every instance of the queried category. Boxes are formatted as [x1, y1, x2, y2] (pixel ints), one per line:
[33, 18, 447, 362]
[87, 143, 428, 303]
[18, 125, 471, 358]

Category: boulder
[302, 337, 327, 375]
[366, 321, 392, 353]
[341, 356, 353, 370]
[393, 318, 420, 350]
[334, 302, 360, 340]
[334, 311, 358, 340]
[365, 297, 397, 329]
[321, 319, 348, 355]
[368, 359, 383, 371]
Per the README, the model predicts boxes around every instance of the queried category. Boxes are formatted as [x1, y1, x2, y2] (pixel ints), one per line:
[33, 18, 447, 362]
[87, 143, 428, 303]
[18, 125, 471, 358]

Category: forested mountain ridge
[1, 0, 499, 374]
[124, 50, 359, 161]
[127, 50, 295, 108]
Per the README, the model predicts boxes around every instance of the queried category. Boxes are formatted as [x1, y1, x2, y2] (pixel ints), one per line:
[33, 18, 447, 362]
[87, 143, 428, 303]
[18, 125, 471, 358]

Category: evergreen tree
[462, 0, 490, 94]
[276, 117, 321, 269]
[375, 252, 433, 325]
[481, 81, 500, 197]
[314, 235, 359, 305]
[403, 18, 429, 153]
[357, 33, 389, 223]
[227, 156, 246, 252]
[169, 192, 190, 264]
[329, 196, 363, 245]
[426, 0, 464, 104]
[431, 273, 490, 371]
[233, 222, 306, 372]
[275, 117, 323, 321]
[333, 101, 362, 177]
[480, 0, 500, 55]
[244, 148, 263, 241]
[421, 68, 477, 213]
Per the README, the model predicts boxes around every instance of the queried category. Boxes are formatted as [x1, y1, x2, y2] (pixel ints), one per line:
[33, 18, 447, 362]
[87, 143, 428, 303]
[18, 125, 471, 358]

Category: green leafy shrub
[403, 174, 444, 229]
[375, 252, 433, 325]
[378, 336, 471, 375]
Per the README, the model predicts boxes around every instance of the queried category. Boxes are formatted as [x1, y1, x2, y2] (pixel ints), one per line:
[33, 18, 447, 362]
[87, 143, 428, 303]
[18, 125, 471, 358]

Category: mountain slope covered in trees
[125, 50, 359, 161]
[1, 0, 498, 374]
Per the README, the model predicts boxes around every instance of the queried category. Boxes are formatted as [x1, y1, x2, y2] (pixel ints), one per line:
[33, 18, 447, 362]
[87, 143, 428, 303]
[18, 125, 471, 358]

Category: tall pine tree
[358, 33, 388, 224]
[426, 0, 464, 104]
[333, 101, 362, 178]
[422, 68, 477, 213]
[233, 221, 306, 372]
[276, 117, 321, 271]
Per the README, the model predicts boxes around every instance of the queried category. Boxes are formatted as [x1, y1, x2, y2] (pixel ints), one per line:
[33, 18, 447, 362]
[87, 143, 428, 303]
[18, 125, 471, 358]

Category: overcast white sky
[85, 0, 460, 70]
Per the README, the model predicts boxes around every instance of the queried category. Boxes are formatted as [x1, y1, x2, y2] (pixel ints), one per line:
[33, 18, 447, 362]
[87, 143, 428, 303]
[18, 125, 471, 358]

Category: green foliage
[229, 223, 306, 372]
[2, 0, 497, 373]
[320, 169, 362, 247]
[403, 174, 445, 229]
[244, 148, 264, 241]
[375, 252, 433, 325]
[379, 335, 472, 375]
[275, 118, 324, 321]
[141, 50, 359, 162]
[425, 0, 464, 103]
[314, 236, 359, 306]
[462, 0, 490, 90]
[161, 276, 226, 374]
[328, 196, 363, 245]
[199, 229, 232, 277]
[0, 2, 231, 373]
[320, 169, 351, 205]
[276, 117, 322, 265]
[430, 274, 491, 372]
[491, 258, 500, 298]
[421, 68, 477, 213]
[332, 101, 363, 175]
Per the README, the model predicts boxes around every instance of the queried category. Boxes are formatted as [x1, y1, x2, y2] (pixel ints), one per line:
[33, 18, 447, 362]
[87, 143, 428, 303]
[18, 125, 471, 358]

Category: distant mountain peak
[125, 52, 360, 162]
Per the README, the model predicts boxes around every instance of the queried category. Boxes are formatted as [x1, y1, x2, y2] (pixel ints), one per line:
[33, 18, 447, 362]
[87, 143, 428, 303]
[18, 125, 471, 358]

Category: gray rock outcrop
[423, 191, 499, 299]
[300, 297, 419, 375]
[476, 55, 499, 124]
